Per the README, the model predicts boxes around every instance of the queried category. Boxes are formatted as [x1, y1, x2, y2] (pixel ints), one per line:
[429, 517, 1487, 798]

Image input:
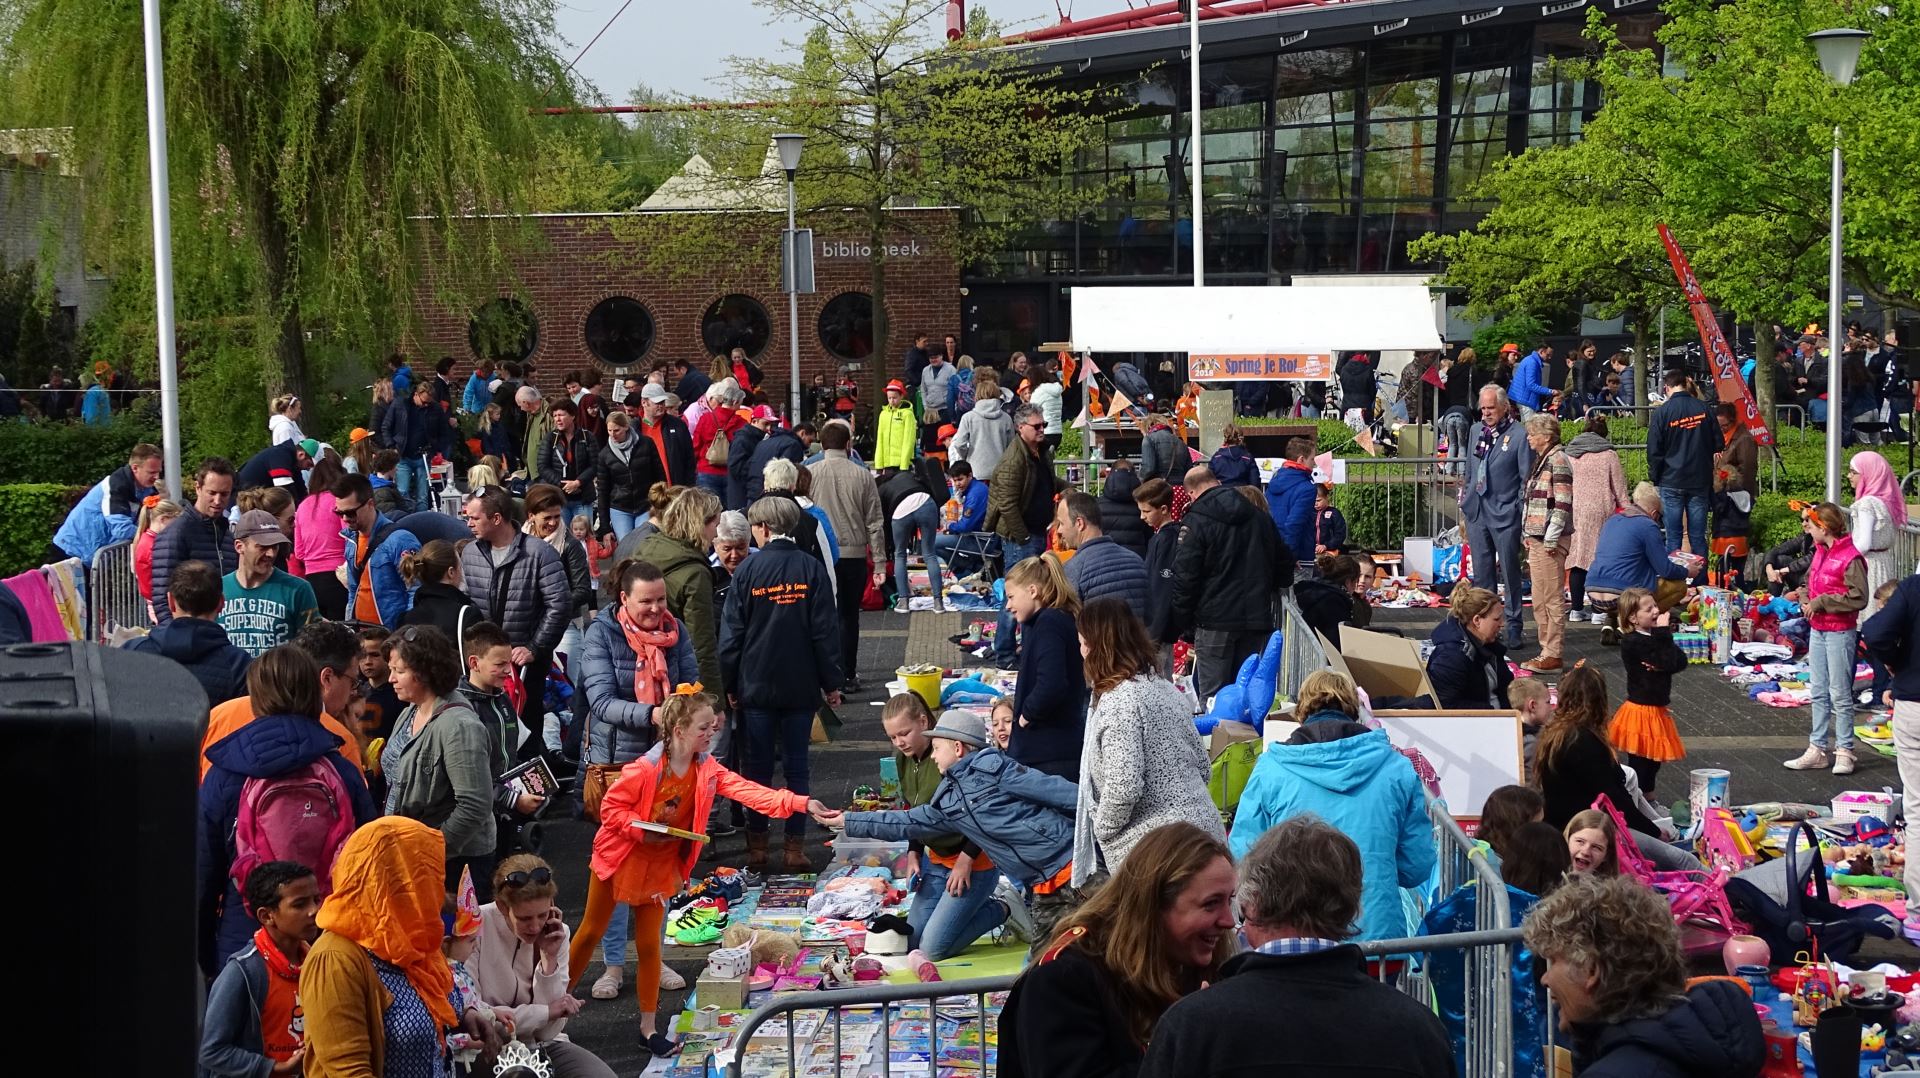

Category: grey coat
[1139, 424, 1189, 485]
[382, 700, 496, 858]
[459, 531, 571, 652]
[579, 604, 700, 765]
[1460, 417, 1534, 531]
[198, 944, 273, 1078]
[1074, 674, 1222, 886]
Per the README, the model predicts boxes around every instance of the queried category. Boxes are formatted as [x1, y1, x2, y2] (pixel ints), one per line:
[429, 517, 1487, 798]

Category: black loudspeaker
[2, 642, 207, 1075]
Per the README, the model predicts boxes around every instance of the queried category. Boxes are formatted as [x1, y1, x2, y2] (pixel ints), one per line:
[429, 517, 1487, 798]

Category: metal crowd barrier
[1276, 591, 1329, 702]
[88, 538, 148, 640]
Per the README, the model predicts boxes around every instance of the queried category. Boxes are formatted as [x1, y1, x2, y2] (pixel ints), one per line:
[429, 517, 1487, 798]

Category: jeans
[933, 531, 979, 578]
[1807, 628, 1857, 751]
[1193, 627, 1270, 701]
[742, 707, 813, 837]
[834, 557, 867, 686]
[608, 508, 641, 541]
[1466, 517, 1525, 637]
[892, 501, 945, 607]
[517, 649, 553, 763]
[562, 500, 593, 531]
[695, 471, 728, 500]
[1633, 831, 1705, 874]
[1567, 567, 1588, 613]
[394, 454, 431, 511]
[993, 535, 1045, 665]
[1659, 488, 1709, 583]
[602, 902, 630, 968]
[907, 859, 1008, 960]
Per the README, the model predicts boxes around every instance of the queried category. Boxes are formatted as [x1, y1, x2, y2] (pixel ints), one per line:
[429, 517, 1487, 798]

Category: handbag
[580, 762, 625, 823]
[1725, 820, 1899, 965]
[705, 425, 730, 466]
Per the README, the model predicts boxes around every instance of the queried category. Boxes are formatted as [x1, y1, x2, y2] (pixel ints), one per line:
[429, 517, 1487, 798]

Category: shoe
[1903, 915, 1920, 946]
[932, 599, 947, 613]
[591, 965, 623, 1000]
[782, 835, 812, 873]
[740, 866, 765, 889]
[1591, 611, 1608, 624]
[995, 876, 1038, 943]
[643, 1032, 681, 1058]
[708, 817, 739, 839]
[673, 920, 724, 945]
[1521, 657, 1564, 673]
[842, 675, 865, 694]
[1783, 745, 1830, 771]
[746, 829, 769, 870]
[1504, 630, 1525, 650]
[1567, 609, 1586, 623]
[669, 899, 727, 938]
[1834, 748, 1858, 776]
[1600, 626, 1621, 646]
[893, 599, 910, 614]
[659, 962, 686, 992]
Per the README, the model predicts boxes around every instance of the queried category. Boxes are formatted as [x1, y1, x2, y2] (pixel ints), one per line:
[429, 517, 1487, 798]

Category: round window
[817, 292, 874, 362]
[467, 297, 538, 364]
[583, 296, 656, 368]
[700, 294, 772, 359]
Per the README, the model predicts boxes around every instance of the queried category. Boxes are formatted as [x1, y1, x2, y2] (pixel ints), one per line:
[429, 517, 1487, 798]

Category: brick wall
[407, 208, 960, 408]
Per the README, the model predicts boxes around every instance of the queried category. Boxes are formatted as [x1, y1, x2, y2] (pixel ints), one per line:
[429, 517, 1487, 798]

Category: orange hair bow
[672, 682, 705, 696]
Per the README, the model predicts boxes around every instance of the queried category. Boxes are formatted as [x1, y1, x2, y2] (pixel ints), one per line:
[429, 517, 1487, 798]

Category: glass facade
[977, 20, 1604, 285]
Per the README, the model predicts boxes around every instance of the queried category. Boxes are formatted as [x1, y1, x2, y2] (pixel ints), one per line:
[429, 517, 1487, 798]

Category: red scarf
[253, 927, 306, 1063]
[616, 607, 681, 707]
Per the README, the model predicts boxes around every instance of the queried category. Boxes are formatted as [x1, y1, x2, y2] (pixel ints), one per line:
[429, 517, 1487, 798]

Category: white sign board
[1371, 709, 1525, 820]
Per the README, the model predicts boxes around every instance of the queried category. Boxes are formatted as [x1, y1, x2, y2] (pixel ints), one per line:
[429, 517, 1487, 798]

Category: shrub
[0, 483, 84, 577]
[0, 413, 164, 486]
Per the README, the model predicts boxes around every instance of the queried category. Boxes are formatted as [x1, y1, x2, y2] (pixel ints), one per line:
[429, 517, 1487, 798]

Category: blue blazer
[1460, 419, 1532, 531]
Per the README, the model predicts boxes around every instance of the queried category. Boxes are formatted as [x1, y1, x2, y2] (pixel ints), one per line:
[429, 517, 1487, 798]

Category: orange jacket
[591, 745, 808, 882]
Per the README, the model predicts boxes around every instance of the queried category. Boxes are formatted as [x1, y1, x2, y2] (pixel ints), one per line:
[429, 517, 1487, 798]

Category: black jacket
[1425, 614, 1513, 711]
[717, 537, 841, 709]
[398, 581, 483, 644]
[746, 427, 807, 503]
[150, 504, 238, 627]
[1539, 726, 1655, 835]
[1865, 574, 1920, 704]
[1171, 485, 1291, 635]
[999, 942, 1143, 1078]
[1142, 524, 1179, 644]
[674, 370, 711, 406]
[1646, 390, 1722, 493]
[1098, 469, 1150, 558]
[727, 423, 767, 510]
[1140, 944, 1454, 1078]
[1621, 627, 1687, 707]
[1338, 355, 1378, 412]
[1570, 981, 1763, 1078]
[646, 415, 697, 488]
[595, 432, 664, 525]
[124, 617, 252, 707]
[1293, 577, 1358, 652]
[538, 427, 597, 498]
[1011, 607, 1087, 781]
[235, 442, 308, 502]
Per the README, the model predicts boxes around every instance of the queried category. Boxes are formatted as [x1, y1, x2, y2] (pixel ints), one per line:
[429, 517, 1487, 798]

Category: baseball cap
[640, 383, 670, 403]
[298, 438, 320, 459]
[749, 404, 778, 423]
[234, 509, 292, 547]
[928, 710, 988, 749]
[349, 427, 373, 444]
[886, 379, 907, 395]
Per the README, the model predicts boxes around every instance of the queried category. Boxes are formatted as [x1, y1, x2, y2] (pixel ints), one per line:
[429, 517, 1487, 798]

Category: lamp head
[772, 132, 806, 175]
[1807, 27, 1871, 86]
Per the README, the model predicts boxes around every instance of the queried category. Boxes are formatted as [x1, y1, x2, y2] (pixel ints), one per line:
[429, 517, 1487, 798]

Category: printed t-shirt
[220, 569, 319, 657]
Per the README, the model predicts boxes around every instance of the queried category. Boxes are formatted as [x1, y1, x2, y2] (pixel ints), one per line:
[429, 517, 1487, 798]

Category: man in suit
[1461, 384, 1533, 649]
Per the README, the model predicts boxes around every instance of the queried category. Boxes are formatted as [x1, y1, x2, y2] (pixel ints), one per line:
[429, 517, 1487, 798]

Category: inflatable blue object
[1193, 630, 1283, 735]
[940, 677, 1004, 706]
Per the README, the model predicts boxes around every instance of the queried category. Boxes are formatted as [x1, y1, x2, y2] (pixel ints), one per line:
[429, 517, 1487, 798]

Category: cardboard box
[1403, 537, 1463, 584]
[1321, 626, 1440, 704]
[1207, 720, 1261, 763]
[695, 970, 748, 1010]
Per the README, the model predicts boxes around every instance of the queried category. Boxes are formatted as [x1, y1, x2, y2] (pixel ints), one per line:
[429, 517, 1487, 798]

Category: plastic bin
[899, 666, 942, 711]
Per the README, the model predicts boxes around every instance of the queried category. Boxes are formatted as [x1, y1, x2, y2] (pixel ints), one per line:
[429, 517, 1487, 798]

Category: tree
[0, 0, 576, 414]
[687, 0, 1118, 396]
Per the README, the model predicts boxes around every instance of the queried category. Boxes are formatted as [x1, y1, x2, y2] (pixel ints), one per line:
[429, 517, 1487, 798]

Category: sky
[550, 0, 1080, 104]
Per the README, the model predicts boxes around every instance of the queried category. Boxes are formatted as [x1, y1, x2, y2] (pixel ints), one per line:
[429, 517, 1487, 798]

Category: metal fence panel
[90, 539, 147, 640]
[1277, 591, 1329, 702]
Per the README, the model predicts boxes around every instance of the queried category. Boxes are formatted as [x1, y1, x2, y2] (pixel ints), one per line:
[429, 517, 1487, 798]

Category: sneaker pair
[1783, 745, 1858, 775]
[669, 897, 729, 945]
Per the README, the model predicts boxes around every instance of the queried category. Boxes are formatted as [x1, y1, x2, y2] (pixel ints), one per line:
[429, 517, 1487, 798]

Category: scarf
[314, 817, 457, 1037]
[253, 927, 306, 1063]
[524, 516, 569, 558]
[1851, 450, 1908, 527]
[616, 605, 680, 707]
[1563, 431, 1613, 459]
[1475, 414, 1513, 460]
[608, 428, 635, 465]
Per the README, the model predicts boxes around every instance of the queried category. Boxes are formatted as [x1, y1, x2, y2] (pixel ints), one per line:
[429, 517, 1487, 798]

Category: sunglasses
[502, 867, 553, 888]
[333, 503, 365, 517]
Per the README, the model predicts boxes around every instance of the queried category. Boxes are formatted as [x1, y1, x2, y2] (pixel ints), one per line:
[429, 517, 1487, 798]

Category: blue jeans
[696, 472, 728, 500]
[907, 859, 1008, 960]
[1808, 628, 1857, 751]
[1659, 488, 1709, 583]
[602, 902, 630, 968]
[394, 454, 430, 511]
[892, 501, 945, 606]
[563, 500, 592, 531]
[933, 531, 976, 578]
[608, 508, 641, 541]
[742, 708, 813, 837]
[993, 535, 1045, 665]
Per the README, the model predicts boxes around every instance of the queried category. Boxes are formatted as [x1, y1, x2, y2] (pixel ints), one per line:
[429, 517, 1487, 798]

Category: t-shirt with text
[219, 569, 319, 657]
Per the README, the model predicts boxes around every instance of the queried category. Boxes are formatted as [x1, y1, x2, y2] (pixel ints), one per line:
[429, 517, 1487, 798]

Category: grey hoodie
[951, 396, 1013, 476]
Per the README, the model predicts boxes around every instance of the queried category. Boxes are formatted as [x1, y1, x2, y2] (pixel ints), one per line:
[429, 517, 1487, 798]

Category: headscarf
[315, 817, 457, 1035]
[616, 604, 680, 707]
[1851, 450, 1908, 527]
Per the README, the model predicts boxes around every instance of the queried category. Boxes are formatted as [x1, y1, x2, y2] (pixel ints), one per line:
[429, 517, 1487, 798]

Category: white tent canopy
[1068, 284, 1443, 354]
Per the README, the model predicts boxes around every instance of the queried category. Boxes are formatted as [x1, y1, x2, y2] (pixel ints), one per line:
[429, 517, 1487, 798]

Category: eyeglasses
[333, 503, 364, 517]
[502, 867, 553, 888]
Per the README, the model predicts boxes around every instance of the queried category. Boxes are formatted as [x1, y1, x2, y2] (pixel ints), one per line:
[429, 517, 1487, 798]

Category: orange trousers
[567, 875, 667, 1010]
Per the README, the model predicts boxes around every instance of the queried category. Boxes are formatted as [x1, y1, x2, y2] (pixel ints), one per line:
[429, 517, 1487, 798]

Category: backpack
[948, 368, 976, 418]
[705, 422, 731, 466]
[229, 759, 356, 897]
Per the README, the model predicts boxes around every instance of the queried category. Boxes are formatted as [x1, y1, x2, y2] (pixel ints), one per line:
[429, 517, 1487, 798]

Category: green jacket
[984, 441, 1055, 544]
[633, 530, 723, 702]
[382, 701, 496, 858]
[522, 404, 554, 481]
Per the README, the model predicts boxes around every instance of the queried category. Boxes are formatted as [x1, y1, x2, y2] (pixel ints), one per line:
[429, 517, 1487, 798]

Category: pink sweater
[471, 902, 573, 1042]
[290, 492, 347, 577]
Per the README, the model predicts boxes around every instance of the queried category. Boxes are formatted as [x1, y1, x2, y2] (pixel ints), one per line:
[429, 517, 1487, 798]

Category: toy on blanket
[1193, 631, 1281, 736]
[940, 676, 1003, 706]
[720, 924, 800, 970]
[1759, 594, 1801, 620]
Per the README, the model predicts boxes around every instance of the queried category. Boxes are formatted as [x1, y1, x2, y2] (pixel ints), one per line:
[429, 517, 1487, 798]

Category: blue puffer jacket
[53, 464, 154, 563]
[1210, 445, 1260, 487]
[340, 513, 421, 628]
[124, 617, 253, 707]
[1228, 727, 1435, 941]
[1586, 507, 1686, 594]
[1063, 535, 1150, 625]
[842, 747, 1078, 887]
[151, 504, 237, 627]
[1421, 883, 1550, 1078]
[198, 713, 374, 976]
[1264, 464, 1318, 563]
[579, 604, 699, 765]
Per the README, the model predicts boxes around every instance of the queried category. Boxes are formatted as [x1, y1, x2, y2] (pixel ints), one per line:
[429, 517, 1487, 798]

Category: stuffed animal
[1760, 595, 1801, 620]
[720, 924, 799, 970]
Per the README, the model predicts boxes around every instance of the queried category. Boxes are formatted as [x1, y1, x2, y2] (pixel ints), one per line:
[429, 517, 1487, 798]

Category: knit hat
[928, 710, 987, 749]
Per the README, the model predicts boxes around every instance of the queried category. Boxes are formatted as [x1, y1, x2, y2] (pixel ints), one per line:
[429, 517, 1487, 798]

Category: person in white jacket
[268, 394, 305, 446]
[471, 855, 618, 1078]
[950, 371, 1014, 477]
[1030, 361, 1065, 449]
[1072, 597, 1224, 888]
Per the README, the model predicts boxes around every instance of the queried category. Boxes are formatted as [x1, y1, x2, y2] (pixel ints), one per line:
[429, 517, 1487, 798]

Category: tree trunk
[1753, 318, 1776, 441]
[255, 205, 309, 401]
[867, 199, 891, 406]
[1631, 310, 1650, 409]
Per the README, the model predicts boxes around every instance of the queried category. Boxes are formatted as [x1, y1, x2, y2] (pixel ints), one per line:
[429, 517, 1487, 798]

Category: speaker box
[2, 641, 207, 1074]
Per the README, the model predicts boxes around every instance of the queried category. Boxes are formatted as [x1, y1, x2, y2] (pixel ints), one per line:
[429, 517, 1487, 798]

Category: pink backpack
[229, 759, 355, 897]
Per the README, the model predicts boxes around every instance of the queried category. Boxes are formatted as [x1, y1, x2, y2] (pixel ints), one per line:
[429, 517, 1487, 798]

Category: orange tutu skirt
[1609, 701, 1685, 762]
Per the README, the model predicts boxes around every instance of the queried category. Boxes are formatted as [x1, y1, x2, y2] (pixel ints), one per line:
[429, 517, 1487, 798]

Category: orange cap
[1500, 343, 1521, 354]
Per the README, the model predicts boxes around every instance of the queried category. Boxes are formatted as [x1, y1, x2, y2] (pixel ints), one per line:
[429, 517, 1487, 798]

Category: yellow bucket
[899, 667, 942, 712]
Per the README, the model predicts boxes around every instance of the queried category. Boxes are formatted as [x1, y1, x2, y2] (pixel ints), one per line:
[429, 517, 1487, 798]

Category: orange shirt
[352, 531, 379, 624]
[200, 695, 366, 781]
[641, 420, 673, 485]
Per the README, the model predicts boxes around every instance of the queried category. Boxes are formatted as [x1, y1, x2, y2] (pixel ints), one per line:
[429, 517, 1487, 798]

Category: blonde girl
[134, 497, 183, 603]
[988, 697, 1015, 750]
[1608, 587, 1687, 796]
[269, 393, 305, 446]
[567, 691, 831, 1058]
[1563, 809, 1619, 876]
[1003, 554, 1087, 780]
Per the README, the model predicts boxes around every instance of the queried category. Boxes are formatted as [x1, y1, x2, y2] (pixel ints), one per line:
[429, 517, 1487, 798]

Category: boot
[745, 829, 769, 870]
[782, 835, 812, 873]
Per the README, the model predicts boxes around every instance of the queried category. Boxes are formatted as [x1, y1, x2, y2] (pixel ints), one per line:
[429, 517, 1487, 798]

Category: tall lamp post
[141, 0, 184, 502]
[1808, 27, 1870, 502]
[773, 133, 807, 423]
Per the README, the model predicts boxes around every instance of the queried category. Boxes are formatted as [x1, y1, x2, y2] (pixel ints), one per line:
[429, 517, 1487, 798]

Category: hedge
[0, 484, 84, 577]
[0, 414, 166, 487]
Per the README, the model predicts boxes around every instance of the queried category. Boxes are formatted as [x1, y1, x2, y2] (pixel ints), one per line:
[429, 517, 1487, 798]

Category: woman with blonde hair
[269, 393, 305, 446]
[1004, 554, 1088, 780]
[1294, 668, 1362, 726]
[1425, 585, 1514, 709]
[134, 496, 183, 608]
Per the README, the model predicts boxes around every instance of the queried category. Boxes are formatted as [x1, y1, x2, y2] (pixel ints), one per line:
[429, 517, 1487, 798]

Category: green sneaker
[673, 918, 725, 945]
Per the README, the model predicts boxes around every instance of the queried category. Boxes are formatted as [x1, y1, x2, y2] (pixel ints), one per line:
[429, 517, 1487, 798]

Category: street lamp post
[1808, 27, 1870, 502]
[773, 133, 807, 423]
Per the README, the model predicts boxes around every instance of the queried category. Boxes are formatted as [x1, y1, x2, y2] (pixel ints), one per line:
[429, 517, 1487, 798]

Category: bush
[0, 483, 83, 577]
[0, 413, 164, 486]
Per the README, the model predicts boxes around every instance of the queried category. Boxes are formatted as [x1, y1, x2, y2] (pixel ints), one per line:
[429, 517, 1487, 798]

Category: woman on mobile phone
[470, 854, 617, 1078]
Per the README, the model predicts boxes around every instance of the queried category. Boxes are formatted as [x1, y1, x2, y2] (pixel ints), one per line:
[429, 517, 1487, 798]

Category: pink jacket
[471, 902, 572, 1042]
[591, 745, 808, 882]
[290, 492, 347, 577]
[1808, 535, 1866, 633]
